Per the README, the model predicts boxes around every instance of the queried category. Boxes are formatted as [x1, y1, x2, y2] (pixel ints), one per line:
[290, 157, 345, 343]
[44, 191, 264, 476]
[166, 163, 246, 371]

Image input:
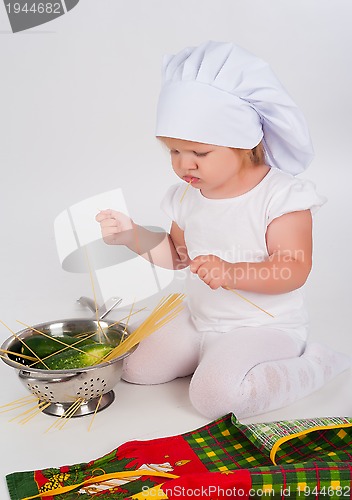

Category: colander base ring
[40, 391, 115, 417]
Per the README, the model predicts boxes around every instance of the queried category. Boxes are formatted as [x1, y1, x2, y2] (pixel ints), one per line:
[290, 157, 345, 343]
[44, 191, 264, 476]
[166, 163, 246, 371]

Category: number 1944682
[5, 3, 62, 14]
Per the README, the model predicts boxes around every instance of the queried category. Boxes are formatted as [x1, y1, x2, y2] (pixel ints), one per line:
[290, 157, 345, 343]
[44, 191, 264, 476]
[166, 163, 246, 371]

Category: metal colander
[1, 318, 136, 417]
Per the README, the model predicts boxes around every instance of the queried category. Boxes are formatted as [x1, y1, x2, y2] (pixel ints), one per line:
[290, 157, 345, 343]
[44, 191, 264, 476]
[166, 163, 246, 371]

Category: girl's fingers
[95, 212, 110, 222]
[95, 209, 119, 221]
[102, 226, 123, 235]
[189, 259, 202, 273]
[100, 219, 121, 228]
[197, 268, 208, 280]
[190, 255, 213, 272]
[189, 262, 198, 273]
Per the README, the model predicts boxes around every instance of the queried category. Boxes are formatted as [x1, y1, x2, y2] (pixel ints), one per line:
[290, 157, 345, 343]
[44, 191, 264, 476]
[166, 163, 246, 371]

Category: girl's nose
[179, 154, 198, 171]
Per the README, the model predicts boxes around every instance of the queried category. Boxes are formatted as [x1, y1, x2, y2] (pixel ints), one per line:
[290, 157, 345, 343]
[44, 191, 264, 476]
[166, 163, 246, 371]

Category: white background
[0, 1, 351, 498]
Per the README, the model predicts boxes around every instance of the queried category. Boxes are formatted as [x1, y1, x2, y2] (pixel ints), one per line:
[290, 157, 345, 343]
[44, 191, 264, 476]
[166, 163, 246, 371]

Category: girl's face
[160, 137, 259, 199]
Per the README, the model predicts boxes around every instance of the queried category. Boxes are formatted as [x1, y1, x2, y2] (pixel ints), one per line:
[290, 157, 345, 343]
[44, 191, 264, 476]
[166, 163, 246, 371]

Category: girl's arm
[128, 220, 190, 270]
[232, 209, 313, 293]
[190, 210, 313, 294]
[96, 210, 190, 270]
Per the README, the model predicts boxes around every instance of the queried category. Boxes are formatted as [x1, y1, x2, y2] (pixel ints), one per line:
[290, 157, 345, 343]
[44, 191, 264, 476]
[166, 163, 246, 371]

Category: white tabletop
[1, 293, 351, 499]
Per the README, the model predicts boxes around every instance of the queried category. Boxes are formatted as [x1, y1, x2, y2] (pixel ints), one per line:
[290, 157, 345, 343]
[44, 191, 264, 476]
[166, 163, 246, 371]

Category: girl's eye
[194, 151, 209, 157]
[170, 150, 179, 155]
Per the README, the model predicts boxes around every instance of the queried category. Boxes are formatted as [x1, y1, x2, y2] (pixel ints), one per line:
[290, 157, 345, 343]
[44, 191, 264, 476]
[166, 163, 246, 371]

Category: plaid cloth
[184, 415, 352, 499]
[6, 414, 352, 500]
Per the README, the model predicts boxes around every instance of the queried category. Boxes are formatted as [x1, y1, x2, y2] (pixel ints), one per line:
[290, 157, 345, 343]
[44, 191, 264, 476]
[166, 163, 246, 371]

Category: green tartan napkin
[6, 414, 352, 499]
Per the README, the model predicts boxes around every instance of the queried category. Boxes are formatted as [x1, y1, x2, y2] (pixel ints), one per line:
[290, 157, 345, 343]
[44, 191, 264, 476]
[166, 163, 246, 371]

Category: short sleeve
[160, 183, 186, 229]
[267, 178, 327, 226]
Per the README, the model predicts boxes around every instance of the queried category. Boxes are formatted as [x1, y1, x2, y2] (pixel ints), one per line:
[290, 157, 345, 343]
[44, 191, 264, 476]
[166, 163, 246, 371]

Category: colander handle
[77, 296, 123, 319]
[19, 370, 81, 383]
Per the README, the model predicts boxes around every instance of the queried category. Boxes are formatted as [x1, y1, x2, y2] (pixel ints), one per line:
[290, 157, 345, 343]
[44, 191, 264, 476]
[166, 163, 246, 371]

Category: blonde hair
[250, 141, 266, 165]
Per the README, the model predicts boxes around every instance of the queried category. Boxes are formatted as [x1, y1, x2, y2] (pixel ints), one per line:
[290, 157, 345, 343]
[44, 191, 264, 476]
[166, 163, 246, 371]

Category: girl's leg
[122, 307, 202, 384]
[189, 328, 351, 419]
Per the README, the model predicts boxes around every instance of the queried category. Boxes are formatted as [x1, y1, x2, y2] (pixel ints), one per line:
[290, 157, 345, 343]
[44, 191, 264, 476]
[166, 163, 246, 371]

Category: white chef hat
[156, 41, 314, 175]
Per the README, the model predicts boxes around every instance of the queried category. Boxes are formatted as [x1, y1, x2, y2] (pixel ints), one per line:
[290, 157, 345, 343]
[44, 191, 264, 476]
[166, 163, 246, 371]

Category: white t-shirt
[161, 167, 326, 341]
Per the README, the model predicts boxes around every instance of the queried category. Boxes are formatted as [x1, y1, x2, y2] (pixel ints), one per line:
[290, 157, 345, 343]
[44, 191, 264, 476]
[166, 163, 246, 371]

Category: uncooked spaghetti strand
[145, 294, 185, 329]
[224, 287, 274, 318]
[150, 296, 185, 330]
[16, 321, 104, 363]
[156, 299, 183, 323]
[152, 303, 185, 330]
[45, 410, 69, 433]
[107, 307, 147, 329]
[158, 293, 185, 310]
[180, 179, 193, 203]
[121, 299, 136, 336]
[29, 330, 101, 367]
[116, 294, 183, 340]
[46, 399, 84, 433]
[153, 293, 171, 309]
[108, 307, 164, 355]
[0, 395, 37, 407]
[145, 308, 184, 337]
[158, 292, 184, 311]
[104, 293, 185, 361]
[143, 294, 181, 326]
[19, 401, 51, 425]
[9, 399, 46, 423]
[0, 353, 38, 370]
[153, 306, 185, 330]
[84, 247, 108, 342]
[114, 304, 159, 348]
[0, 396, 37, 413]
[1, 320, 49, 369]
[104, 325, 149, 360]
[1, 402, 37, 415]
[0, 348, 37, 362]
[57, 399, 84, 430]
[87, 394, 103, 432]
[155, 295, 185, 316]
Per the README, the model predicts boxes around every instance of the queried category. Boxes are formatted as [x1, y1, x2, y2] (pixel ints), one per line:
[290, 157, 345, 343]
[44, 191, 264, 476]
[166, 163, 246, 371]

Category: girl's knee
[121, 355, 152, 385]
[189, 370, 253, 419]
[122, 352, 173, 385]
[122, 342, 197, 385]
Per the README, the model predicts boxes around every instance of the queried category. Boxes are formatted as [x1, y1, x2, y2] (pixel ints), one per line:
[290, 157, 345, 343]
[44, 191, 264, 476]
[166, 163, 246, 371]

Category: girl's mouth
[183, 176, 200, 183]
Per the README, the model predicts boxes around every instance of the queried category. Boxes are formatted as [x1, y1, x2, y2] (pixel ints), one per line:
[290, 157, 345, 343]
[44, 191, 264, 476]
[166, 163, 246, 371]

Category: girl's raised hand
[95, 209, 135, 246]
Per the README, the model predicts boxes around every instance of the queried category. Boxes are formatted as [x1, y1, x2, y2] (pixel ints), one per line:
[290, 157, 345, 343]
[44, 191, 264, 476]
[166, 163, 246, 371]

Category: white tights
[122, 308, 351, 419]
